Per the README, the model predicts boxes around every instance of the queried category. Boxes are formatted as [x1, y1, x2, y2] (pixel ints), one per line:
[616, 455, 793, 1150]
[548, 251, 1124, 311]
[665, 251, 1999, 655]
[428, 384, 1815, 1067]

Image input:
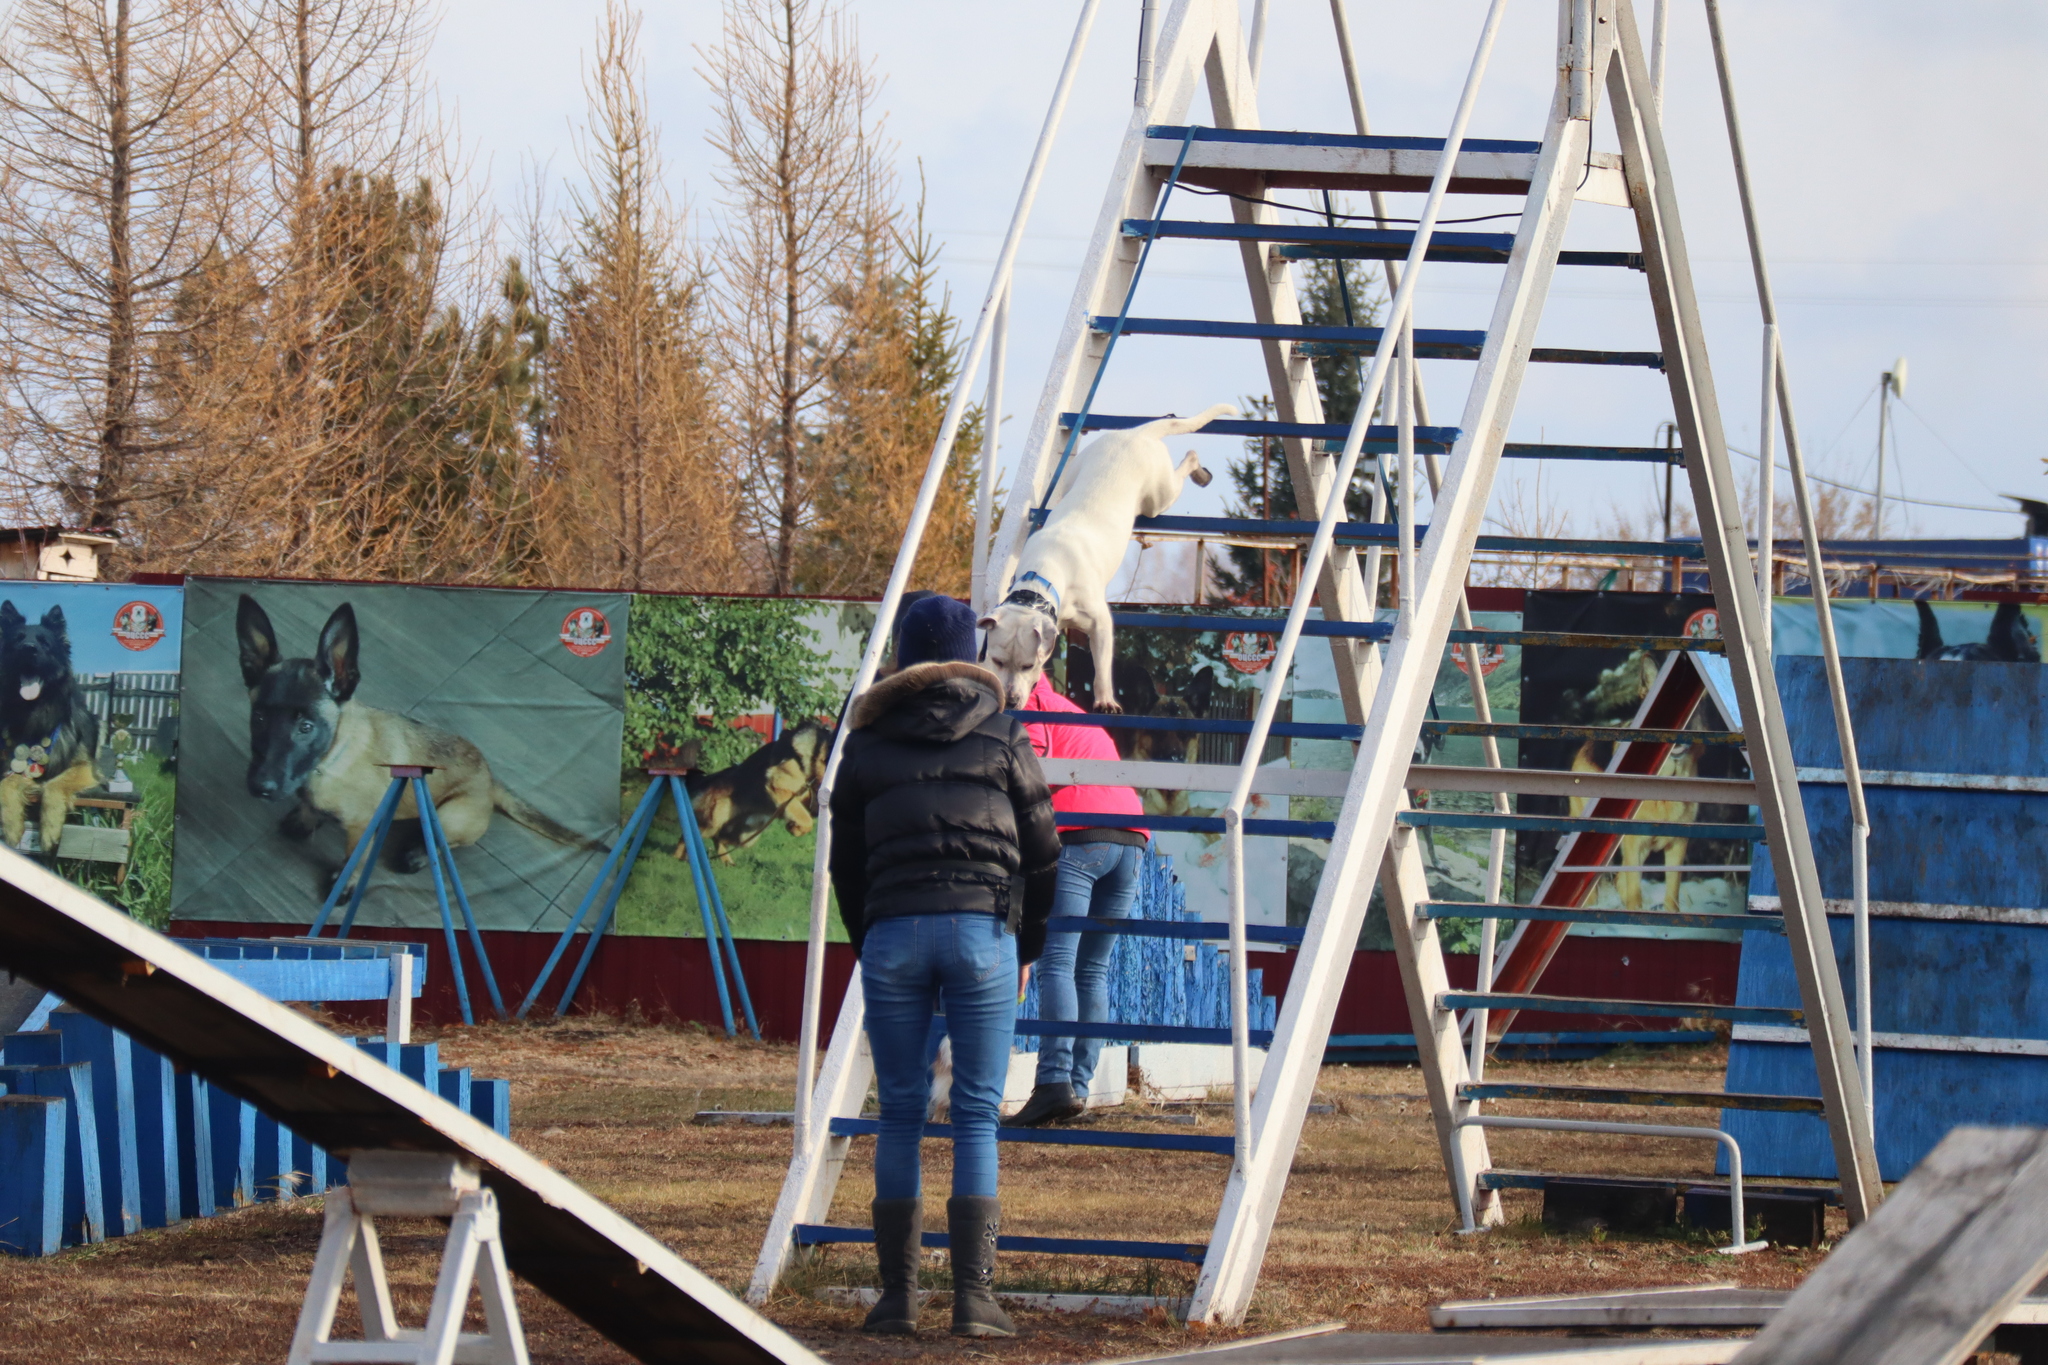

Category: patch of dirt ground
[0, 1016, 1841, 1363]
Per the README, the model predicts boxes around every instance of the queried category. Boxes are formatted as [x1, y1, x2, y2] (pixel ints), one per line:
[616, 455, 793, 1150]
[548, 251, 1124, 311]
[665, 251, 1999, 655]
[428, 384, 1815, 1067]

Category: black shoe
[1010, 1082, 1085, 1128]
[946, 1195, 1016, 1338]
[862, 1197, 922, 1334]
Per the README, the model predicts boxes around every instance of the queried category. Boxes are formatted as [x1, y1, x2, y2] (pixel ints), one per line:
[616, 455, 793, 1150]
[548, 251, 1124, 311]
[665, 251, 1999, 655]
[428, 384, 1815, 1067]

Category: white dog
[981, 404, 1235, 712]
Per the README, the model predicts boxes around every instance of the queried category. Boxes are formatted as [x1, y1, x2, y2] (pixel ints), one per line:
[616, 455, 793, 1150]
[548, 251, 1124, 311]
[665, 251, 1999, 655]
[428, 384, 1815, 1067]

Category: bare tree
[536, 1, 739, 593]
[0, 0, 254, 531]
[702, 0, 887, 593]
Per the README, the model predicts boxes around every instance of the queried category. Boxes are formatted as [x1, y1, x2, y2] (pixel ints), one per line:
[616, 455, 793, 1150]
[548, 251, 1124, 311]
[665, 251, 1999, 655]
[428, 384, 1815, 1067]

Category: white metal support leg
[288, 1151, 529, 1365]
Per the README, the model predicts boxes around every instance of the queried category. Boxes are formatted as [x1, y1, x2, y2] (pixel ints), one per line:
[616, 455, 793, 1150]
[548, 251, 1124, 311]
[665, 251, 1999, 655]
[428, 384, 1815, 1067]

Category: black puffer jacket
[828, 661, 1061, 964]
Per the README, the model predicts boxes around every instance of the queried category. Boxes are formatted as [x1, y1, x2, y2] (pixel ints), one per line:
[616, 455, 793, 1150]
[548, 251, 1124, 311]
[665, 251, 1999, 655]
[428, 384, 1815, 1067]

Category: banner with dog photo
[0, 581, 183, 926]
[169, 579, 626, 932]
[609, 593, 864, 941]
[1515, 591, 1751, 939]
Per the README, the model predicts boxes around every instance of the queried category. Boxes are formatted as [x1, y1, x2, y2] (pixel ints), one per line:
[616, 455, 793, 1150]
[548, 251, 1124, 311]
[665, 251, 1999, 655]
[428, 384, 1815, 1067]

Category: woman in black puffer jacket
[828, 595, 1060, 1339]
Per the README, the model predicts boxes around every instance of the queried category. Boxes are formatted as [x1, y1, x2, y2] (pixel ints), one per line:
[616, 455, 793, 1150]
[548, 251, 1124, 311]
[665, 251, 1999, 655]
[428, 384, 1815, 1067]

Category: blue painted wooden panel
[0, 1062, 102, 1246]
[253, 1113, 298, 1200]
[1750, 785, 2048, 911]
[130, 1048, 180, 1227]
[49, 1010, 141, 1236]
[1776, 656, 2048, 775]
[2, 1031, 63, 1067]
[0, 1095, 65, 1256]
[174, 1070, 212, 1219]
[206, 1085, 255, 1209]
[469, 1078, 510, 1136]
[436, 1066, 472, 1116]
[289, 1134, 331, 1194]
[396, 1043, 439, 1087]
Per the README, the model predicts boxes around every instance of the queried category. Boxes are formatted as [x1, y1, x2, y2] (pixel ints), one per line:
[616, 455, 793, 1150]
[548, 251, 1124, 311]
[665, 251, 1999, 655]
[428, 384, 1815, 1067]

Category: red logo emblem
[1452, 642, 1507, 677]
[1683, 608, 1721, 640]
[559, 607, 612, 657]
[111, 601, 165, 652]
[1220, 631, 1277, 675]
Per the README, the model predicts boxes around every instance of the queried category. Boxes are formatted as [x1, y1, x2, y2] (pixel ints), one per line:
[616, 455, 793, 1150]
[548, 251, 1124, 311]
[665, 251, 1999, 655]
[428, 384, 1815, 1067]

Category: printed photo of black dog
[0, 601, 101, 856]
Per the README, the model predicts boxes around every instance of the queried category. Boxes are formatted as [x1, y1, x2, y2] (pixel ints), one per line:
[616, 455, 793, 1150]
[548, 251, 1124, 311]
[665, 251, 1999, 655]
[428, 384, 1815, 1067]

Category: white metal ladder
[752, 0, 1881, 1325]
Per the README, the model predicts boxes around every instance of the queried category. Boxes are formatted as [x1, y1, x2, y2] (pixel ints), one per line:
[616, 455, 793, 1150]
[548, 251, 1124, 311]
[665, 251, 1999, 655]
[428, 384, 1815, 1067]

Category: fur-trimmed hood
[851, 660, 1004, 738]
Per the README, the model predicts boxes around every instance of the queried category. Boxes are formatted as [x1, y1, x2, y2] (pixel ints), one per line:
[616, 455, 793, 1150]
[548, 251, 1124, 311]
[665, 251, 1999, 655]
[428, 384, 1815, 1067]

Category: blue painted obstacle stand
[519, 771, 756, 1035]
[0, 942, 511, 1255]
[307, 766, 506, 1026]
[1724, 655, 2048, 1180]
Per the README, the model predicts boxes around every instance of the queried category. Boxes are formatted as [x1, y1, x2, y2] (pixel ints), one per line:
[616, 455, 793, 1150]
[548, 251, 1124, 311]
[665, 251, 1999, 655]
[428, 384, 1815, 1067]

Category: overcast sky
[438, 0, 2047, 551]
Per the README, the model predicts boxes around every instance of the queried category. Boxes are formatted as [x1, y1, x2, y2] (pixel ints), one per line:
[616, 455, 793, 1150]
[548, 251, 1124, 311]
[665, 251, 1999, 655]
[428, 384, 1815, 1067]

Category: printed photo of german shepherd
[0, 601, 101, 855]
[170, 579, 628, 933]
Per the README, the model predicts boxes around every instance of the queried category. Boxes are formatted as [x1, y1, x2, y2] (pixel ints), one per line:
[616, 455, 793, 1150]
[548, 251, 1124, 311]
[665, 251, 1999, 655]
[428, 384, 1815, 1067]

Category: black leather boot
[1011, 1082, 1084, 1128]
[946, 1195, 1016, 1337]
[862, 1197, 922, 1334]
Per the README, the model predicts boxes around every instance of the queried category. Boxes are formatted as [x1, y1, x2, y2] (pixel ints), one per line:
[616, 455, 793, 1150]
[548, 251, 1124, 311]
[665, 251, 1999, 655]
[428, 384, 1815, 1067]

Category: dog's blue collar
[1008, 572, 1061, 616]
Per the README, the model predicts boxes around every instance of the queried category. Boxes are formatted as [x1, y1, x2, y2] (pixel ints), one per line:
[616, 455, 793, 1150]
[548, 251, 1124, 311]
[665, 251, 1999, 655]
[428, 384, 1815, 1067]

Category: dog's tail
[492, 782, 608, 851]
[1138, 402, 1237, 439]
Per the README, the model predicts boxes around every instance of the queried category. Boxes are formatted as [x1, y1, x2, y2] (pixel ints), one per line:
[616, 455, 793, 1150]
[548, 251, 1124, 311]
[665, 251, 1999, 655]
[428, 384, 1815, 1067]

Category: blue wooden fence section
[1014, 848, 1279, 1052]
[0, 940, 510, 1256]
[1724, 655, 2048, 1180]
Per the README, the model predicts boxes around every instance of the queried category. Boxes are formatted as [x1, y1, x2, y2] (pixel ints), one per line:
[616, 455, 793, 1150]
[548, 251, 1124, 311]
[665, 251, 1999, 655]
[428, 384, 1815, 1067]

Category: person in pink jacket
[1012, 673, 1150, 1126]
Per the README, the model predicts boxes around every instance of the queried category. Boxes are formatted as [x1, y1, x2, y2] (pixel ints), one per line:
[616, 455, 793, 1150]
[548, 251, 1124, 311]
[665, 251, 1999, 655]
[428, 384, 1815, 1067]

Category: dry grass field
[0, 1016, 1841, 1363]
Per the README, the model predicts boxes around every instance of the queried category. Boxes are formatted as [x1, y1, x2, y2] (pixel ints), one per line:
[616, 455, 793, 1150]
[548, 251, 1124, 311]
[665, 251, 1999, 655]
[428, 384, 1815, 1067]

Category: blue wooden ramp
[0, 852, 817, 1365]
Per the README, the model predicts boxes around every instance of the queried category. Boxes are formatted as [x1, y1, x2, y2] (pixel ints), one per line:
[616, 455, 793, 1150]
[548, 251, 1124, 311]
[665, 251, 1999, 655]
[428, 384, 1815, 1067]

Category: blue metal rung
[1329, 1030, 1715, 1052]
[1476, 1170, 1843, 1204]
[1109, 611, 1389, 639]
[1146, 124, 1539, 155]
[1130, 515, 1706, 559]
[1013, 710, 1364, 740]
[1063, 410, 1457, 451]
[1055, 812, 1332, 840]
[1458, 1082, 1826, 1114]
[1063, 413, 1680, 465]
[795, 1224, 1207, 1262]
[1440, 991, 1803, 1025]
[1125, 219, 1641, 270]
[1401, 811, 1765, 841]
[828, 1116, 1233, 1156]
[1097, 316, 1663, 369]
[1415, 903, 1785, 934]
[1423, 720, 1745, 745]
[1012, 1018, 1276, 1047]
[1046, 916, 1304, 944]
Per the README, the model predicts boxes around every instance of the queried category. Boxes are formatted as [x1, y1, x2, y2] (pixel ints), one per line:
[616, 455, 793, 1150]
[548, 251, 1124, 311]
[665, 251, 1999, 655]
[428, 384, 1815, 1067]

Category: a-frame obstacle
[754, 0, 1880, 1325]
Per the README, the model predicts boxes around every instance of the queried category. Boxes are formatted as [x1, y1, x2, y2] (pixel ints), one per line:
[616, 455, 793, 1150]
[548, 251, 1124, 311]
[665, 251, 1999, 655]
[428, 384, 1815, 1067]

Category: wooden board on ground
[1435, 1284, 2048, 1331]
[0, 851, 817, 1365]
[1114, 1331, 1741, 1364]
[1733, 1126, 2048, 1365]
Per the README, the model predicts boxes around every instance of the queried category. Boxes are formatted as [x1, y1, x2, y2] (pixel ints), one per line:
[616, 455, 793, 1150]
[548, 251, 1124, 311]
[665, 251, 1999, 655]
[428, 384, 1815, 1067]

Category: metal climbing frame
[751, 0, 1881, 1324]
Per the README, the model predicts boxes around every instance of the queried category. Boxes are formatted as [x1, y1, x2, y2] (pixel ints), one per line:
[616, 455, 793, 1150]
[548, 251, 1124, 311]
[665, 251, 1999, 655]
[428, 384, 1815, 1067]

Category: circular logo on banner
[1683, 608, 1721, 640]
[111, 601, 165, 652]
[559, 607, 612, 657]
[1452, 642, 1507, 677]
[1220, 631, 1277, 675]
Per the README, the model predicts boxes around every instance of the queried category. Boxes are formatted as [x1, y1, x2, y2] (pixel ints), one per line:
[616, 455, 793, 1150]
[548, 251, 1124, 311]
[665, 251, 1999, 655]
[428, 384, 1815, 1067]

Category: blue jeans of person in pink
[1032, 841, 1143, 1095]
[860, 912, 1017, 1200]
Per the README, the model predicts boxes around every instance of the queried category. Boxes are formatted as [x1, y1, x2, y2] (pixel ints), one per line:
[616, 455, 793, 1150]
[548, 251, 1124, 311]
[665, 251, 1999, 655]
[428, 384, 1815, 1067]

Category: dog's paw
[1090, 698, 1125, 715]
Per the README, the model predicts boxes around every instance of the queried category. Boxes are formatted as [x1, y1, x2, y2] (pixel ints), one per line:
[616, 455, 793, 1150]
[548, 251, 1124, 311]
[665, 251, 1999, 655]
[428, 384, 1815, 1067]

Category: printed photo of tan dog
[170, 579, 628, 934]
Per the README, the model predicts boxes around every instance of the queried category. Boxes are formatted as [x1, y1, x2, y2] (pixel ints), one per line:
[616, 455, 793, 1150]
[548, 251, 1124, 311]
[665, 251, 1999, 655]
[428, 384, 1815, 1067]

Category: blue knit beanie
[895, 595, 978, 668]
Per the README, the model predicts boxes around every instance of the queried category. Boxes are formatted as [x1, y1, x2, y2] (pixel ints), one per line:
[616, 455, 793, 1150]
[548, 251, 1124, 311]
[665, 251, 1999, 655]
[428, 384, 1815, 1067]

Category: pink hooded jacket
[1021, 674, 1149, 838]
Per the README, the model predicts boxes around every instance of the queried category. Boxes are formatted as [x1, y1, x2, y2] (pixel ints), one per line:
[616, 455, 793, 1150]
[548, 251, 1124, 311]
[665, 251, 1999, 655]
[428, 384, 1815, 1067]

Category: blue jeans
[861, 912, 1018, 1201]
[1033, 841, 1142, 1092]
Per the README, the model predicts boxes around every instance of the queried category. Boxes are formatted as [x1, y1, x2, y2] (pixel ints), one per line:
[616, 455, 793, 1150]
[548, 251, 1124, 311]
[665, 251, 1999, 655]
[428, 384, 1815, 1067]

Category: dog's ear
[1915, 599, 1942, 660]
[1186, 665, 1216, 717]
[0, 601, 21, 637]
[236, 595, 281, 688]
[316, 603, 361, 702]
[1032, 616, 1059, 662]
[38, 605, 64, 632]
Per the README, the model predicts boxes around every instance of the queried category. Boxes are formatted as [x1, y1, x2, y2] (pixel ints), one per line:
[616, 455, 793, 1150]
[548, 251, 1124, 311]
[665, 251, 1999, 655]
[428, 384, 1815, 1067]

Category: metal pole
[1135, 0, 1159, 107]
[1875, 373, 1890, 544]
[1247, 0, 1270, 84]
[1758, 324, 1778, 652]
[1650, 0, 1671, 112]
[793, 0, 1103, 1145]
[972, 283, 1010, 616]
[1705, 0, 1876, 1141]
